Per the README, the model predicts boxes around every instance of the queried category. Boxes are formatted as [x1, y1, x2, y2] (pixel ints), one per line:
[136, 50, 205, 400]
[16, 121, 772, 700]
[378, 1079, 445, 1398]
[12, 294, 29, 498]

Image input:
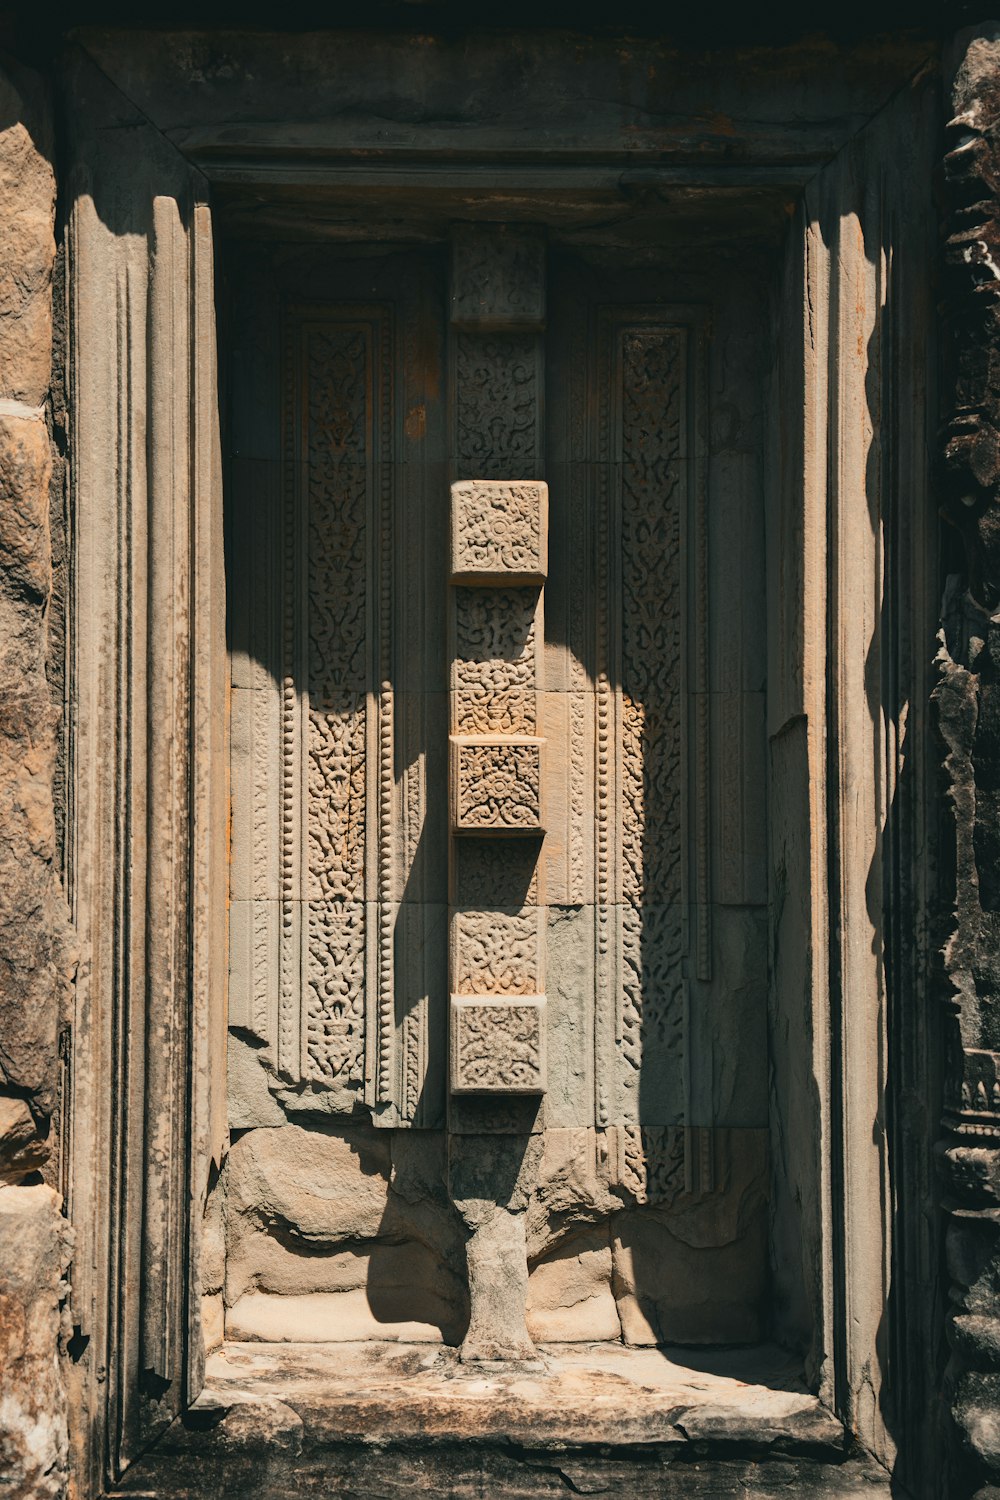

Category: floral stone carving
[450, 480, 548, 583]
[451, 907, 545, 995]
[450, 996, 547, 1094]
[450, 736, 544, 835]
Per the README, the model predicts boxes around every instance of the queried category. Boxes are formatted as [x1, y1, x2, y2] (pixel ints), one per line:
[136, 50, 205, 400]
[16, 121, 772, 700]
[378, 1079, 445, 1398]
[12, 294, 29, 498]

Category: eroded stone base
[217, 1120, 768, 1350]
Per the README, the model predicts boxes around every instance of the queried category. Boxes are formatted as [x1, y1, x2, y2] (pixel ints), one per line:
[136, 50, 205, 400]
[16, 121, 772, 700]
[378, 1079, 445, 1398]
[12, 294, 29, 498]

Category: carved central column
[446, 225, 547, 1361]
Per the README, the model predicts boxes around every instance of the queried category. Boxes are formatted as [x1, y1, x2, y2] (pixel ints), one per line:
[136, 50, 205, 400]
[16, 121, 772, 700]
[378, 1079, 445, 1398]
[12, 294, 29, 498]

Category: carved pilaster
[446, 225, 547, 1366]
[936, 30, 1000, 1497]
[447, 233, 548, 1101]
[447, 488, 547, 1089]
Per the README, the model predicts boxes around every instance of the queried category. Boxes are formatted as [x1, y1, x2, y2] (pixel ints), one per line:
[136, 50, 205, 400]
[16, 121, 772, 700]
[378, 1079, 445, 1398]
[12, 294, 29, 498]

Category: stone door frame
[58, 30, 941, 1496]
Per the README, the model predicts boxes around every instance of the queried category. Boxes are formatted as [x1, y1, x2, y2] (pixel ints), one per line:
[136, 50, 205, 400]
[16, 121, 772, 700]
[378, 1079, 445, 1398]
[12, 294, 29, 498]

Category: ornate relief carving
[307, 329, 369, 688]
[620, 904, 684, 1106]
[945, 1048, 1000, 1137]
[453, 584, 539, 733]
[616, 1124, 686, 1208]
[251, 684, 274, 1040]
[268, 311, 396, 1094]
[402, 1003, 424, 1124]
[302, 322, 379, 1092]
[450, 226, 546, 329]
[454, 335, 541, 480]
[569, 690, 587, 906]
[278, 314, 303, 1078]
[455, 691, 536, 736]
[620, 330, 683, 909]
[452, 908, 543, 995]
[304, 903, 367, 1085]
[305, 324, 370, 904]
[450, 997, 546, 1094]
[306, 701, 366, 900]
[592, 315, 697, 1126]
[375, 304, 396, 1106]
[454, 587, 538, 678]
[451, 839, 540, 908]
[448, 230, 548, 1112]
[450, 482, 547, 582]
[451, 736, 544, 834]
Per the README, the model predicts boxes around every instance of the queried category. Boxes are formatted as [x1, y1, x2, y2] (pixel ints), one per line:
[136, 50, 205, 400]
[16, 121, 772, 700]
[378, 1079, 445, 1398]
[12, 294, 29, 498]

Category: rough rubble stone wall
[0, 50, 73, 1500]
[937, 24, 1000, 1500]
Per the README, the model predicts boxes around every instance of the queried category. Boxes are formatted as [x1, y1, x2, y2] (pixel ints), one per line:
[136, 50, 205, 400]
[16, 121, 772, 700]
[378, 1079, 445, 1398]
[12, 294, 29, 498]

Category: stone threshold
[106, 1339, 895, 1497]
[197, 1339, 846, 1453]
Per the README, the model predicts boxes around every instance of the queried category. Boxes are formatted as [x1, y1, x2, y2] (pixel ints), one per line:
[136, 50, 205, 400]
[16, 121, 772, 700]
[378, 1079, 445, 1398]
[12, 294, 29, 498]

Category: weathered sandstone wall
[0, 51, 73, 1500]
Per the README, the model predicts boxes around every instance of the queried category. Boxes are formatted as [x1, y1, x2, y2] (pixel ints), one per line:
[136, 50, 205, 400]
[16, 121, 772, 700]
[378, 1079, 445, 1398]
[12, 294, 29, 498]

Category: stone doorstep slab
[187, 1340, 846, 1455]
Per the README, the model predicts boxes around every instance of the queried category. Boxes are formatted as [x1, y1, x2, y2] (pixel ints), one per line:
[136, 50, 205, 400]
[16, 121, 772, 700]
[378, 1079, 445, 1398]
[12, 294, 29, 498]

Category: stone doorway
[59, 27, 940, 1493]
[217, 228, 771, 1362]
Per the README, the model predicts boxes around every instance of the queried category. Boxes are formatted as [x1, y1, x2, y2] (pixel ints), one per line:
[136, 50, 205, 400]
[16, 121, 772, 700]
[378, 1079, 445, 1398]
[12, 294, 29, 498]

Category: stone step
[107, 1340, 892, 1499]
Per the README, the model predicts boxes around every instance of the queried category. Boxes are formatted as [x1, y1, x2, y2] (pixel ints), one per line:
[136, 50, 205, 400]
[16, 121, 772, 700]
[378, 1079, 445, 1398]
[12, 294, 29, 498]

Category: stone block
[452, 583, 542, 737]
[450, 226, 546, 330]
[538, 907, 593, 1127]
[450, 996, 546, 1096]
[0, 62, 55, 407]
[526, 1227, 621, 1342]
[450, 736, 544, 835]
[223, 1122, 470, 1343]
[450, 906, 545, 995]
[226, 1123, 391, 1256]
[450, 482, 547, 583]
[0, 414, 52, 602]
[227, 1229, 466, 1343]
[0, 1094, 48, 1184]
[612, 1204, 767, 1346]
[227, 1032, 286, 1130]
[526, 1127, 623, 1259]
[226, 1287, 456, 1344]
[450, 837, 542, 908]
[0, 1185, 71, 1500]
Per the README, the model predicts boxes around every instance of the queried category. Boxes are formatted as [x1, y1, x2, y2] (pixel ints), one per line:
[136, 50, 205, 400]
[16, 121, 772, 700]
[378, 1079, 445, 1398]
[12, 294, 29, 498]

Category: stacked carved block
[448, 481, 548, 1094]
[448, 226, 548, 1097]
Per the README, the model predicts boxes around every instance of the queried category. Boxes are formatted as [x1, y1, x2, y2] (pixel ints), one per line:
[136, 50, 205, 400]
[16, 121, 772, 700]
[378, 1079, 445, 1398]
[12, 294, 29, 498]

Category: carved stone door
[223, 229, 768, 1351]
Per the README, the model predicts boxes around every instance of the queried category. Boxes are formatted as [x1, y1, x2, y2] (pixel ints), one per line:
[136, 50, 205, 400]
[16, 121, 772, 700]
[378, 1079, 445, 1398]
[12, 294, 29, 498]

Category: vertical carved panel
[594, 313, 705, 1125]
[454, 586, 540, 734]
[301, 320, 377, 1089]
[448, 228, 548, 1098]
[619, 330, 683, 909]
[305, 326, 368, 901]
[232, 254, 449, 1130]
[304, 905, 366, 1085]
[270, 309, 395, 1097]
[454, 335, 543, 481]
